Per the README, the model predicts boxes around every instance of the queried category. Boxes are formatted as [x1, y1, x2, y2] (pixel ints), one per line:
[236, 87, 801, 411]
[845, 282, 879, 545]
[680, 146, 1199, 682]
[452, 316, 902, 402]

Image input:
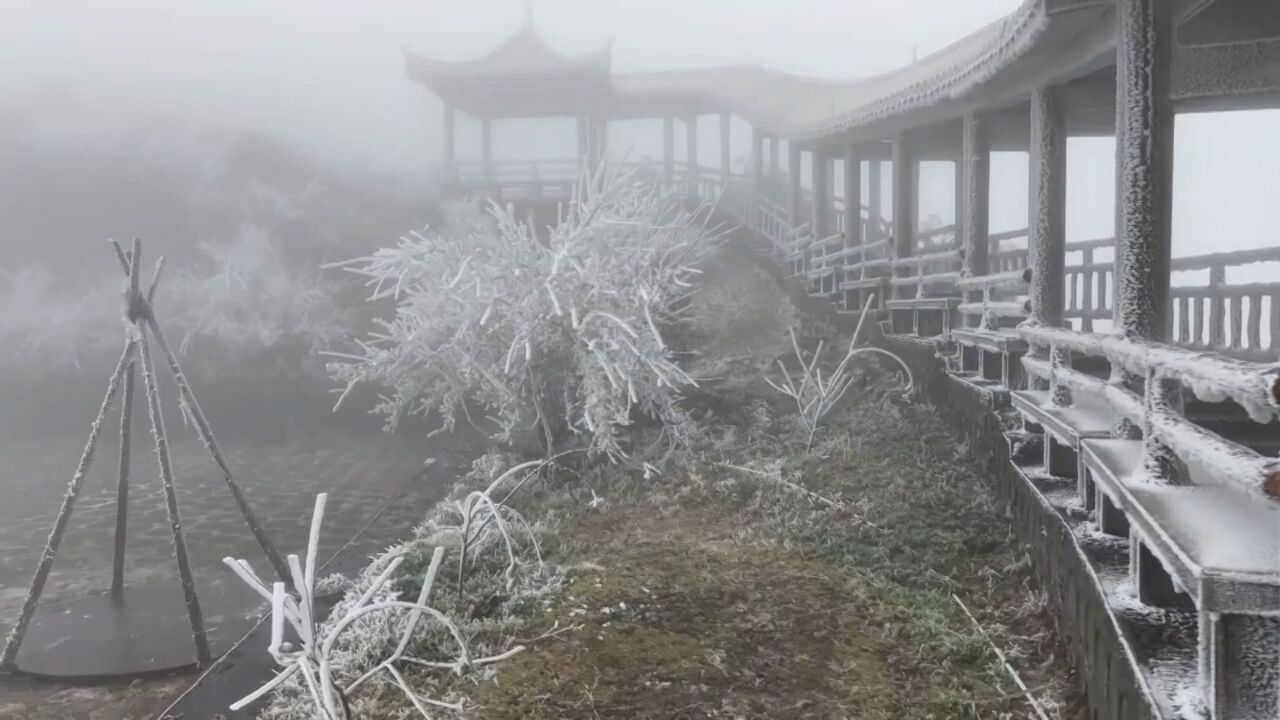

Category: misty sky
[5, 0, 1279, 260]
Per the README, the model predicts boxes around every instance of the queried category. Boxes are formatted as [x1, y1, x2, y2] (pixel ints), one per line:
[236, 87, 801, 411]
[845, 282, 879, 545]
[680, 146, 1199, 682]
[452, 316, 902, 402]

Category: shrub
[329, 162, 723, 463]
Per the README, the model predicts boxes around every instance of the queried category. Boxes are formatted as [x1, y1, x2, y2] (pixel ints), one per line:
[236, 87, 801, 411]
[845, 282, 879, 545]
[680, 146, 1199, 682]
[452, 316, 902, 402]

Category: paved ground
[0, 427, 448, 719]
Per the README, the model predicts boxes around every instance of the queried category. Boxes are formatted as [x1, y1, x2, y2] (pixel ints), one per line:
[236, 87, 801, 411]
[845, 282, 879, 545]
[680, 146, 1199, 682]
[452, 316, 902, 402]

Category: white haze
[2, 0, 1278, 257]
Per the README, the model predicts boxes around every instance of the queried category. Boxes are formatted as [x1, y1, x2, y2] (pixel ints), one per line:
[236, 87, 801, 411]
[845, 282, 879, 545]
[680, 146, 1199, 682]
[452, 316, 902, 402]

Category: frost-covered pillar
[843, 142, 862, 248]
[1114, 0, 1176, 439]
[891, 132, 915, 300]
[812, 149, 830, 240]
[960, 112, 990, 283]
[442, 104, 456, 178]
[595, 118, 608, 161]
[480, 118, 494, 182]
[1028, 87, 1069, 402]
[868, 157, 882, 242]
[750, 128, 761, 182]
[576, 116, 589, 166]
[719, 112, 732, 185]
[769, 136, 781, 182]
[662, 116, 675, 186]
[685, 115, 699, 198]
[787, 142, 802, 227]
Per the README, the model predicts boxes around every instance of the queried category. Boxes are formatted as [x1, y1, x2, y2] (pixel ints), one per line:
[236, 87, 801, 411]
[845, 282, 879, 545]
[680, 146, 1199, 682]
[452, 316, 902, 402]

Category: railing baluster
[1177, 296, 1190, 345]
[1272, 292, 1280, 355]
[1227, 292, 1242, 351]
[1247, 293, 1262, 351]
[1209, 264, 1226, 349]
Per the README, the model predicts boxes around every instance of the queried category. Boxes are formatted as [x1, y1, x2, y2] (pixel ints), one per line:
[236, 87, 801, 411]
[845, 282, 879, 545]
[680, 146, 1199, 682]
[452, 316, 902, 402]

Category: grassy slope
[470, 396, 1086, 718]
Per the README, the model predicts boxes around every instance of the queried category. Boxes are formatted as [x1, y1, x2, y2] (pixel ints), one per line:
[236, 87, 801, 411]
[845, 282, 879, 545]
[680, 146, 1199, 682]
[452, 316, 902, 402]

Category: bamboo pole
[138, 323, 211, 665]
[110, 348, 136, 599]
[111, 242, 289, 582]
[0, 338, 135, 668]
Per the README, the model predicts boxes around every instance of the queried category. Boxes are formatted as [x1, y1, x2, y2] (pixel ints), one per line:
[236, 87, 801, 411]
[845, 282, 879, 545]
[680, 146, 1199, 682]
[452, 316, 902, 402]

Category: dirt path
[470, 395, 1085, 719]
[476, 506, 900, 719]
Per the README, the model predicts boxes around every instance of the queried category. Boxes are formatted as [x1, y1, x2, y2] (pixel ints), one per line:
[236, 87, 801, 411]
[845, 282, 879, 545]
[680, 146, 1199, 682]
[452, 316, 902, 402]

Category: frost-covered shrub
[329, 162, 722, 462]
[169, 225, 351, 359]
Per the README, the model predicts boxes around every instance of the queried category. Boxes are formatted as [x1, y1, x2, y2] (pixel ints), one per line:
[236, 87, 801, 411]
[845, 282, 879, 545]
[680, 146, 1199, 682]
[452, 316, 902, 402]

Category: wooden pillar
[961, 112, 991, 280]
[596, 118, 608, 162]
[442, 104, 456, 177]
[769, 136, 781, 180]
[891, 132, 914, 261]
[720, 112, 732, 183]
[868, 157, 882, 242]
[751, 127, 764, 187]
[843, 143, 862, 247]
[481, 117, 493, 182]
[1029, 87, 1070, 401]
[1114, 0, 1176, 435]
[787, 142, 802, 225]
[812, 149, 830, 239]
[576, 116, 589, 166]
[685, 115, 699, 196]
[663, 116, 675, 185]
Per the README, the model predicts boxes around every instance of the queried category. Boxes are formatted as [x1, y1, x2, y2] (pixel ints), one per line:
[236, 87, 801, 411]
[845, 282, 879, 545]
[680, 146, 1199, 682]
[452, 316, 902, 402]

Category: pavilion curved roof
[405, 15, 613, 118]
[408, 0, 1116, 140]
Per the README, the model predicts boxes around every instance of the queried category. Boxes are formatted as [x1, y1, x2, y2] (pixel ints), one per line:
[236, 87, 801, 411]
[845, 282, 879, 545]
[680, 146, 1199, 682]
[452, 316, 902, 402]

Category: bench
[1011, 390, 1113, 488]
[1079, 437, 1280, 717]
[838, 276, 887, 313]
[884, 297, 958, 338]
[950, 328, 1027, 387]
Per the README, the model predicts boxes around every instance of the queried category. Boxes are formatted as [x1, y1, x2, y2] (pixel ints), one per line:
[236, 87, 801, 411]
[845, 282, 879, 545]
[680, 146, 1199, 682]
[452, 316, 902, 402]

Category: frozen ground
[0, 429, 437, 719]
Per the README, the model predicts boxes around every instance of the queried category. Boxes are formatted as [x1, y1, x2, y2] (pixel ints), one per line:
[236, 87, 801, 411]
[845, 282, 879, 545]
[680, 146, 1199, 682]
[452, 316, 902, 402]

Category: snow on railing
[1169, 245, 1280, 361]
[956, 268, 1033, 330]
[890, 248, 962, 299]
[1019, 323, 1280, 499]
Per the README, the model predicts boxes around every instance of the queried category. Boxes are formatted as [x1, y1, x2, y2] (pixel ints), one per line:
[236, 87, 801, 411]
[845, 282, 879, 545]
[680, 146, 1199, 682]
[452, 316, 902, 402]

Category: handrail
[1019, 323, 1280, 423]
[1018, 323, 1280, 500]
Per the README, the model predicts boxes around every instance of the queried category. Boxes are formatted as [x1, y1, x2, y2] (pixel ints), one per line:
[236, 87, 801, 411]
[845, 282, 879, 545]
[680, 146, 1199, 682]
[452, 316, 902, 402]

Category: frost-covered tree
[329, 161, 722, 463]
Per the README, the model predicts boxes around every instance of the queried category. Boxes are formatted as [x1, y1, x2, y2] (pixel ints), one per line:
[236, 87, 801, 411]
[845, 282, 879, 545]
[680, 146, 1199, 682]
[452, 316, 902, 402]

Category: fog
[1, 3, 1279, 716]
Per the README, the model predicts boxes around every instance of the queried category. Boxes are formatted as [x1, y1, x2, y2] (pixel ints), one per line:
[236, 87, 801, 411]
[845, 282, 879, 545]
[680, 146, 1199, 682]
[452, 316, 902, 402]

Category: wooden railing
[1170, 246, 1280, 362]
[956, 268, 1032, 329]
[448, 162, 1278, 362]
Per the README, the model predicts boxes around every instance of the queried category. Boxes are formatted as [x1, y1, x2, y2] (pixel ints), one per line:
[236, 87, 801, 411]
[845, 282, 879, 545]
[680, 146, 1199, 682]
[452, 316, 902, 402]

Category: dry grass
[464, 386, 1086, 719]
